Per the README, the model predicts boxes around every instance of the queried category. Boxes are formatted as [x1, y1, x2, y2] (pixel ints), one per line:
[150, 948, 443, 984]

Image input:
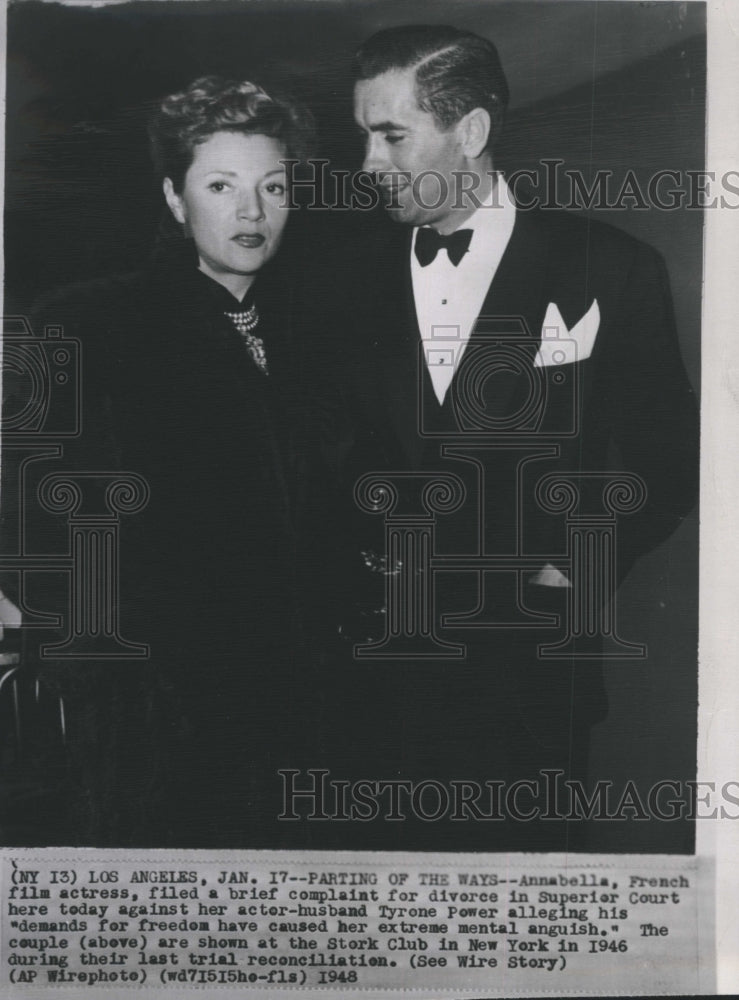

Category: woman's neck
[198, 263, 254, 304]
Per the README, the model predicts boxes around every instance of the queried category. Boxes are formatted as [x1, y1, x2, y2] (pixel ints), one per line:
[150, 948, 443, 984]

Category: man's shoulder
[518, 207, 670, 303]
[310, 207, 404, 267]
[295, 208, 406, 319]
[295, 203, 668, 304]
[528, 205, 656, 248]
[320, 203, 662, 273]
[516, 207, 662, 269]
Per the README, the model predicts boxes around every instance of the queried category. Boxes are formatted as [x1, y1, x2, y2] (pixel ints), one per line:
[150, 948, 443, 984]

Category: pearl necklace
[224, 305, 269, 374]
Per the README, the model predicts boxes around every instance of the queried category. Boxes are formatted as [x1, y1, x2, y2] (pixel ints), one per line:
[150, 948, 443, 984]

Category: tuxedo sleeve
[603, 242, 699, 577]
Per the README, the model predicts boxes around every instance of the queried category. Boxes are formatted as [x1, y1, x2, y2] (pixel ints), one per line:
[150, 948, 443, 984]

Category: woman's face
[164, 130, 289, 298]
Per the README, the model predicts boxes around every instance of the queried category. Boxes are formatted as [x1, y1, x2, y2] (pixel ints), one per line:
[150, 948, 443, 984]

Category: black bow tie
[414, 226, 473, 267]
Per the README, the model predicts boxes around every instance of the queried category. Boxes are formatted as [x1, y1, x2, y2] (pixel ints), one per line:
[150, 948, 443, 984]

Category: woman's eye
[265, 182, 286, 196]
[208, 181, 228, 193]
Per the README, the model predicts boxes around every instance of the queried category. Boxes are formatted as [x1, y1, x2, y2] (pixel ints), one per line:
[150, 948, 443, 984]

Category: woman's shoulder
[28, 243, 198, 353]
[31, 271, 148, 336]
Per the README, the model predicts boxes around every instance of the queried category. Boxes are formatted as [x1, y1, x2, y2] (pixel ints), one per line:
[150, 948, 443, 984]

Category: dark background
[4, 0, 704, 851]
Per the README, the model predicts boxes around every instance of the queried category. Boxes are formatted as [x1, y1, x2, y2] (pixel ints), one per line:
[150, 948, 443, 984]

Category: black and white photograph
[0, 0, 734, 993]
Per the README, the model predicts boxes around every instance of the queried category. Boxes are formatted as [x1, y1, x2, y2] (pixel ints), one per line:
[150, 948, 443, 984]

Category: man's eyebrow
[365, 121, 408, 133]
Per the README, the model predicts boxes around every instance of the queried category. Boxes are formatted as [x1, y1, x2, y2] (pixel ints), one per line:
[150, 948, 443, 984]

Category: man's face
[354, 68, 468, 232]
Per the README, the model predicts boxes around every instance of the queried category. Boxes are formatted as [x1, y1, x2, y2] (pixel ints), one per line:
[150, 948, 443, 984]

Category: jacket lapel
[474, 208, 551, 336]
[452, 210, 552, 428]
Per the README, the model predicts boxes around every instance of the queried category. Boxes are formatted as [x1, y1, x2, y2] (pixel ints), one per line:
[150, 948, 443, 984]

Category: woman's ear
[163, 178, 186, 224]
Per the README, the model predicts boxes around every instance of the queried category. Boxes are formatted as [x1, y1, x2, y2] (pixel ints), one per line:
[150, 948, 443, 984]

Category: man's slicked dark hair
[355, 24, 510, 147]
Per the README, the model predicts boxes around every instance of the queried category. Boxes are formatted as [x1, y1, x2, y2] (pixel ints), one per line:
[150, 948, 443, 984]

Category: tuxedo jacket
[310, 205, 699, 743]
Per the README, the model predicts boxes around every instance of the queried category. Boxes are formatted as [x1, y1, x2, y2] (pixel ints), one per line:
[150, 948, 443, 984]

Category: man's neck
[433, 165, 496, 235]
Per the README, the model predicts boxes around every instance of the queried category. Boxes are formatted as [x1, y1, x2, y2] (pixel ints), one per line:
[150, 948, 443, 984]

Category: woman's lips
[232, 233, 265, 248]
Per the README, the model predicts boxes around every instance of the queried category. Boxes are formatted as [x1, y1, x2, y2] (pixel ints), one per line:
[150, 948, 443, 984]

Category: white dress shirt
[411, 174, 516, 405]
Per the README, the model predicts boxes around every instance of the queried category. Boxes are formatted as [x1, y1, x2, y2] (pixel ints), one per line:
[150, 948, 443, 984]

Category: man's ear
[458, 107, 491, 159]
[163, 177, 186, 224]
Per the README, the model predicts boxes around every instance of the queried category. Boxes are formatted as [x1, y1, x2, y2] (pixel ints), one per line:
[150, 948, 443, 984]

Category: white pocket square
[534, 298, 600, 368]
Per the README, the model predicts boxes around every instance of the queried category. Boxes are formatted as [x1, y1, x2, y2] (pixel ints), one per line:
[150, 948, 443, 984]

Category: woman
[18, 77, 321, 846]
[129, 76, 314, 665]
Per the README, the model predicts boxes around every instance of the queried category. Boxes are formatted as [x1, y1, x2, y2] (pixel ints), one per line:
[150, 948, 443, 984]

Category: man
[313, 24, 698, 851]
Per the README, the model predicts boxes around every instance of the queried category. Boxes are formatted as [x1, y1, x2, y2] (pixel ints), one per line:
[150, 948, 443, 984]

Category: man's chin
[378, 186, 412, 220]
[384, 205, 410, 223]
[382, 200, 421, 226]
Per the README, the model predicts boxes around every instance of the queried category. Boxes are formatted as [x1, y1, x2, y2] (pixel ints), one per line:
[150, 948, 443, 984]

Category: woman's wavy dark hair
[149, 75, 315, 191]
